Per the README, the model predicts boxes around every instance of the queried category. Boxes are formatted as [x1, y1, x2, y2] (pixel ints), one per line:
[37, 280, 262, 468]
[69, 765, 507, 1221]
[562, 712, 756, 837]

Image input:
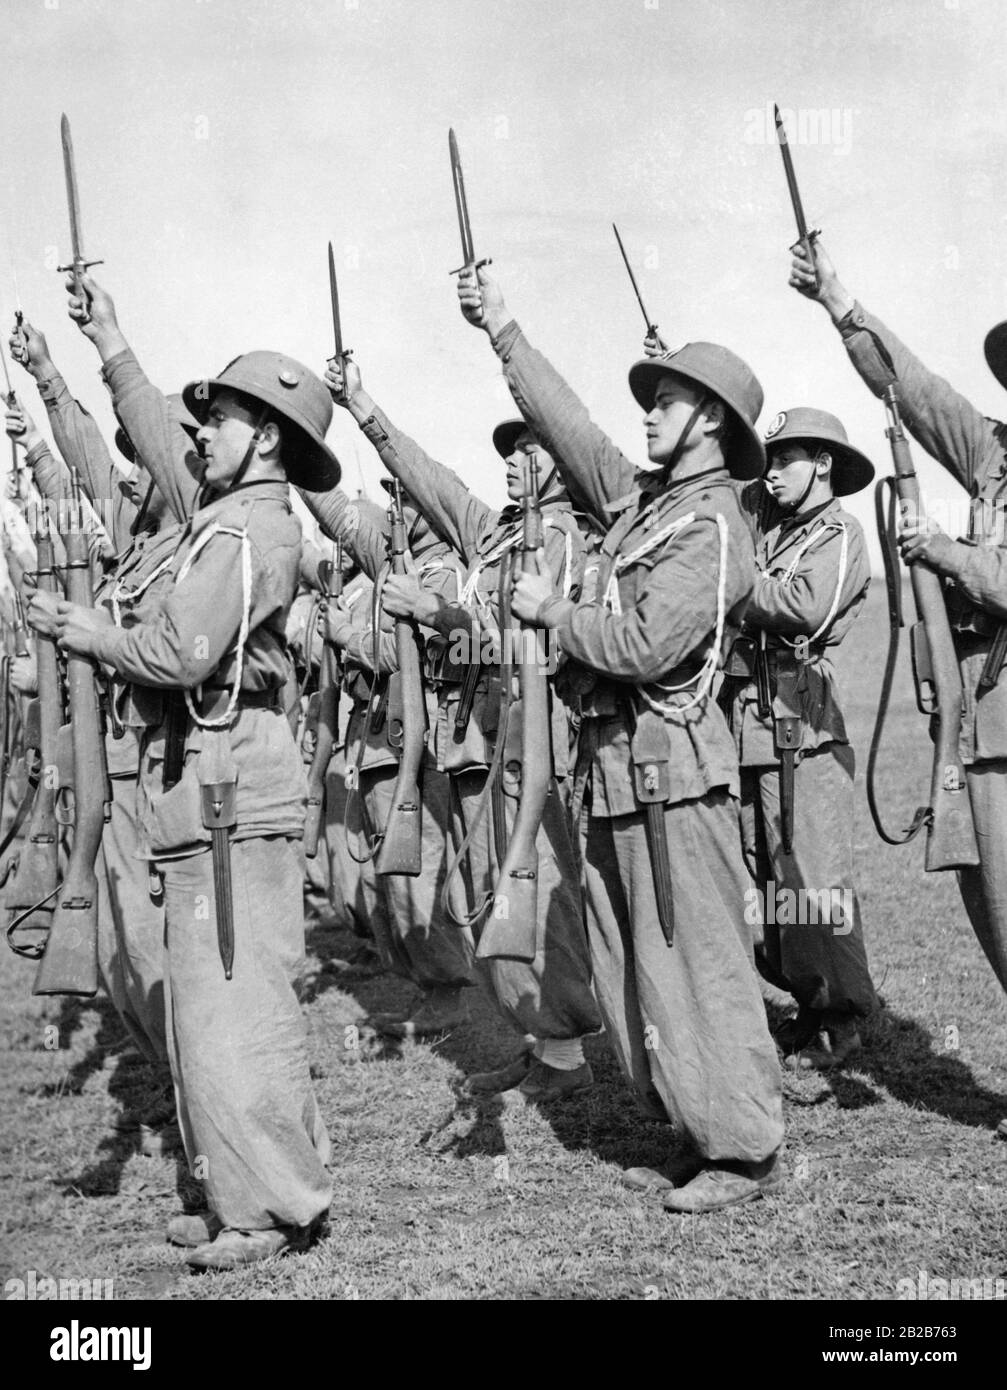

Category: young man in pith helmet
[789, 239, 1007, 1043]
[47, 342, 337, 1269]
[458, 264, 785, 1213]
[324, 355, 602, 1103]
[719, 406, 877, 1068]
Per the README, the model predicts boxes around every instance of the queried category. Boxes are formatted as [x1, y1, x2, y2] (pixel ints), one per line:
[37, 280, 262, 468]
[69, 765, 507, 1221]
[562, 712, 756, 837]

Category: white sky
[4, 0, 1007, 565]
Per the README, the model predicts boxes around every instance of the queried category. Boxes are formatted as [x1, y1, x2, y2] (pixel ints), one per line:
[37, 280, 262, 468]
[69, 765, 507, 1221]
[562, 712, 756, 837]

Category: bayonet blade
[612, 222, 657, 336]
[774, 103, 818, 285]
[328, 241, 344, 362]
[61, 113, 86, 270]
[448, 128, 475, 267]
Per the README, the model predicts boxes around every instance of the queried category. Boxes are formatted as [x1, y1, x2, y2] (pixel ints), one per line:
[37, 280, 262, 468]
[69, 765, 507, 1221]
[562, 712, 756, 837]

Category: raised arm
[325, 357, 495, 563]
[65, 273, 199, 525]
[455, 265, 638, 522]
[790, 238, 999, 495]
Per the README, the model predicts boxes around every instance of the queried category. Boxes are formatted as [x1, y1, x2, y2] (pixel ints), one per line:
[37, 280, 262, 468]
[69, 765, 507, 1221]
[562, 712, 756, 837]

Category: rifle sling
[866, 476, 930, 846]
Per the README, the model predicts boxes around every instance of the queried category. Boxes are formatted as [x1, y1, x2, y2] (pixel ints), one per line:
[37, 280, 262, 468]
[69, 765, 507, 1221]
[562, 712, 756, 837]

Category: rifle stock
[304, 554, 341, 859]
[4, 535, 61, 927]
[478, 457, 549, 963]
[375, 488, 425, 876]
[884, 386, 979, 871]
[34, 475, 106, 995]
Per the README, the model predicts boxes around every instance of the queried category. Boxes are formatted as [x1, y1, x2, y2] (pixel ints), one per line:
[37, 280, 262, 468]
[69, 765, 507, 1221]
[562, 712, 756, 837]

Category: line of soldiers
[3, 213, 1006, 1269]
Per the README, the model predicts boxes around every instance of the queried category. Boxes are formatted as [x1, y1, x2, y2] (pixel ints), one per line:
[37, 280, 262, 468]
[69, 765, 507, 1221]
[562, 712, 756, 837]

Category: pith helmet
[984, 321, 1007, 392]
[628, 343, 765, 480]
[115, 393, 200, 464]
[763, 406, 874, 496]
[493, 418, 531, 459]
[182, 351, 340, 490]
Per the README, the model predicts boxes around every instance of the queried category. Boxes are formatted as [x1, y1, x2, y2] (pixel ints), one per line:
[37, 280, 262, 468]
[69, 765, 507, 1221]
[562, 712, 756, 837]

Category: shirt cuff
[100, 347, 144, 401]
[92, 624, 126, 665]
[538, 595, 575, 630]
[835, 301, 868, 340]
[491, 320, 521, 361]
[35, 372, 73, 409]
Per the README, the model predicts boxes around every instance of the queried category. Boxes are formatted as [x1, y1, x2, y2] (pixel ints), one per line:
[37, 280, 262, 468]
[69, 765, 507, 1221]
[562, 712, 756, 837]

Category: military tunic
[494, 320, 783, 1163]
[836, 302, 1007, 991]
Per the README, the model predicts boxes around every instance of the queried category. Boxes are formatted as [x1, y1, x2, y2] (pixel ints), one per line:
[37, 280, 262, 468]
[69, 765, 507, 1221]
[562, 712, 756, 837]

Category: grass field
[2, 584, 1006, 1301]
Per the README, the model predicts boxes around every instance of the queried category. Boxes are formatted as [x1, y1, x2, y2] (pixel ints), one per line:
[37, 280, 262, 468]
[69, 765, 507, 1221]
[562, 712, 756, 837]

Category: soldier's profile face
[505, 431, 551, 501]
[197, 388, 261, 488]
[644, 374, 707, 465]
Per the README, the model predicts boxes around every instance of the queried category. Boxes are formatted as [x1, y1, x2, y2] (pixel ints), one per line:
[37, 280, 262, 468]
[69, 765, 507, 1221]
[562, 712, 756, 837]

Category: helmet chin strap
[775, 455, 822, 513]
[658, 397, 711, 485]
[128, 475, 158, 537]
[229, 405, 272, 493]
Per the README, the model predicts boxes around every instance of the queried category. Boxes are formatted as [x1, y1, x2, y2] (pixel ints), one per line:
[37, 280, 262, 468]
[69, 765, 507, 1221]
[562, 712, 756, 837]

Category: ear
[260, 419, 283, 456]
[815, 450, 833, 477]
[702, 397, 726, 434]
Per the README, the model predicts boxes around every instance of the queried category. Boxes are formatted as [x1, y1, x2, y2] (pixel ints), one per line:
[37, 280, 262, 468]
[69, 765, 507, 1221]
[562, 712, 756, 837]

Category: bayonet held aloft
[612, 223, 659, 340]
[448, 128, 492, 277]
[56, 114, 103, 323]
[773, 103, 819, 290]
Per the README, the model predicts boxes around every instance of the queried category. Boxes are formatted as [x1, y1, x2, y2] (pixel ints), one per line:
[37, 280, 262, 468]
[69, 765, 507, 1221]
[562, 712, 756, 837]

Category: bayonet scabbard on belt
[775, 716, 801, 857]
[198, 733, 238, 980]
[628, 705, 674, 947]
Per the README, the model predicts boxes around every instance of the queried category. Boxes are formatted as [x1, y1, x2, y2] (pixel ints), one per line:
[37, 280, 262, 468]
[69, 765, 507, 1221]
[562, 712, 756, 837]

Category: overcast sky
[4, 0, 1007, 564]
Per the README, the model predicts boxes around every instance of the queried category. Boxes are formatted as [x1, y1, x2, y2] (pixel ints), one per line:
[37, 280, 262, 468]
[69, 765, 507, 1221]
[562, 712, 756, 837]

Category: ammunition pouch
[723, 635, 759, 679]
[944, 579, 999, 638]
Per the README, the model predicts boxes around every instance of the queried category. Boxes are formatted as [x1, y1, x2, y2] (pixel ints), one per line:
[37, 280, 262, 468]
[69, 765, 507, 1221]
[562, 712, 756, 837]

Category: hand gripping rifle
[303, 547, 342, 859]
[477, 454, 550, 963]
[33, 468, 110, 994]
[867, 386, 979, 870]
[4, 524, 63, 955]
[374, 482, 426, 875]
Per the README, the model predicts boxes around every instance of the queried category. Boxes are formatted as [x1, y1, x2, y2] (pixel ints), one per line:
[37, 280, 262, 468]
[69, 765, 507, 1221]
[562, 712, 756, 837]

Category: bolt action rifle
[867, 386, 979, 871]
[33, 468, 110, 994]
[303, 545, 342, 859]
[477, 454, 551, 963]
[374, 481, 425, 876]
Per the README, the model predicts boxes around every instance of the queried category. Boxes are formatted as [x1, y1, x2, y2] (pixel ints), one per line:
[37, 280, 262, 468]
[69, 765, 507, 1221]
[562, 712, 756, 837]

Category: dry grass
[2, 584, 1006, 1300]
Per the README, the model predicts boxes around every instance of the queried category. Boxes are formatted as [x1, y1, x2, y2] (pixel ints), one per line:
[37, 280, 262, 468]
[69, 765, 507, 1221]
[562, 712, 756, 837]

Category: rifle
[773, 103, 819, 291]
[303, 548, 341, 859]
[866, 386, 979, 871]
[56, 114, 103, 322]
[448, 128, 491, 277]
[612, 223, 660, 342]
[3, 523, 63, 947]
[477, 454, 550, 963]
[374, 481, 425, 876]
[33, 468, 109, 994]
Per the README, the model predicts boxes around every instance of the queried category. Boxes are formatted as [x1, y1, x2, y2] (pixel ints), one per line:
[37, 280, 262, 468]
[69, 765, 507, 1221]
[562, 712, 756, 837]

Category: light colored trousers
[158, 837, 332, 1232]
[582, 788, 784, 1165]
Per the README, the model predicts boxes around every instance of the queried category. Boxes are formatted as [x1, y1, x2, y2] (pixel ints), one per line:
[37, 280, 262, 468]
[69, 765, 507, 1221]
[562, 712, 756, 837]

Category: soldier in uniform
[45, 322, 335, 1268]
[459, 265, 784, 1211]
[324, 358, 602, 1101]
[9, 316, 200, 1086]
[299, 477, 477, 1036]
[720, 406, 878, 1066]
[789, 239, 1007, 1011]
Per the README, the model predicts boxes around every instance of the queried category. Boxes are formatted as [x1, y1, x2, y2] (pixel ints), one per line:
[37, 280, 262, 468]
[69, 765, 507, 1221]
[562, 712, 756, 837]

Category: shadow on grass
[40, 993, 180, 1200]
[824, 1003, 1007, 1130]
